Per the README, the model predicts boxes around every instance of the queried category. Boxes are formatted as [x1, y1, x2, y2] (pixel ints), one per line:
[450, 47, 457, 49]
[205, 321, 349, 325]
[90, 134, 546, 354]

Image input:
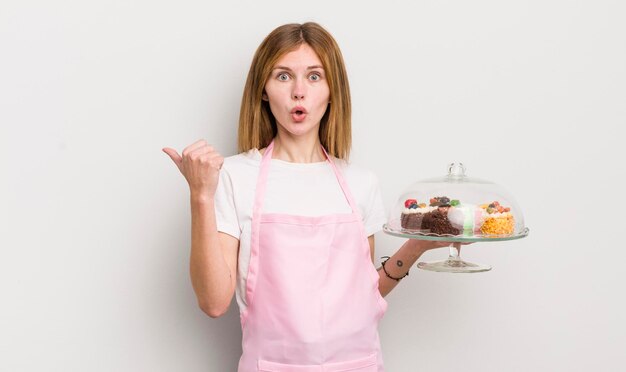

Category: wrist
[403, 239, 428, 259]
[190, 191, 214, 204]
[380, 256, 409, 281]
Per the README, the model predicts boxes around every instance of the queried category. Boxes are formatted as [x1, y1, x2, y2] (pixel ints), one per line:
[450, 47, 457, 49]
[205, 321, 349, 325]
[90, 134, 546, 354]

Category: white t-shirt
[214, 148, 387, 312]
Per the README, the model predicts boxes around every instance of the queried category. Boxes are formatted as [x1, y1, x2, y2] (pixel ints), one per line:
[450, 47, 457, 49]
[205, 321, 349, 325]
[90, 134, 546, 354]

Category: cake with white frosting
[401, 196, 462, 235]
[400, 199, 435, 230]
[448, 203, 486, 236]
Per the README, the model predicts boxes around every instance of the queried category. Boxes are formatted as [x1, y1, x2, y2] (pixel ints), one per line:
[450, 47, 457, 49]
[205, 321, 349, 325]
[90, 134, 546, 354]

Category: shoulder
[334, 157, 386, 232]
[332, 157, 379, 186]
[220, 149, 261, 175]
[223, 149, 260, 168]
[216, 149, 262, 192]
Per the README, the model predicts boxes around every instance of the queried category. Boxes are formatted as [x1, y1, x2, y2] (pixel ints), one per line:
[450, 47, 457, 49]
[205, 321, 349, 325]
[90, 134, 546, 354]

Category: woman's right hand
[409, 240, 472, 256]
[162, 139, 224, 199]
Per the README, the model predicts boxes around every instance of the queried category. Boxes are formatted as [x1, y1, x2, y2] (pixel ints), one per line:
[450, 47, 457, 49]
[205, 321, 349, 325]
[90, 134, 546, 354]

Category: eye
[277, 73, 290, 81]
[309, 73, 322, 81]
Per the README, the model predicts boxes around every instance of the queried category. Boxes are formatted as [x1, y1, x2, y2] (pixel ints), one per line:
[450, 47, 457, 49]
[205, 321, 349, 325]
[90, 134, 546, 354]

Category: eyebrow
[272, 65, 324, 71]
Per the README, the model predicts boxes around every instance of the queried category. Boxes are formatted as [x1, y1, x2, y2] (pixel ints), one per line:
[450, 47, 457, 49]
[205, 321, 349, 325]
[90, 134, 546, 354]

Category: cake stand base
[417, 259, 491, 273]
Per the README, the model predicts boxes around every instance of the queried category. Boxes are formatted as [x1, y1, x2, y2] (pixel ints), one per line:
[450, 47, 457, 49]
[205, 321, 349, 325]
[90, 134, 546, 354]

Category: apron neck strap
[253, 139, 360, 216]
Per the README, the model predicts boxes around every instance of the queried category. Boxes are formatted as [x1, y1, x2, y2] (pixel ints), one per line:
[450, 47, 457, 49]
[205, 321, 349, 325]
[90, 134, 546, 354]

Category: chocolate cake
[421, 196, 461, 235]
[401, 212, 424, 230]
[422, 208, 460, 235]
[400, 199, 434, 230]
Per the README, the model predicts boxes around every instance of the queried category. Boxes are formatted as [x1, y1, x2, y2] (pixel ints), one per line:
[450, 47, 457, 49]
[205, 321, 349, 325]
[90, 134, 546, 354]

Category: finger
[215, 156, 224, 170]
[182, 139, 209, 156]
[199, 153, 224, 169]
[162, 148, 183, 170]
[186, 145, 214, 160]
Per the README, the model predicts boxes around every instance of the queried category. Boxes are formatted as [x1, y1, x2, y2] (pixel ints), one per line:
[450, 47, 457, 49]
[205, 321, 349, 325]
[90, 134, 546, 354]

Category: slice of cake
[400, 199, 435, 230]
[479, 201, 515, 235]
[421, 196, 460, 235]
[448, 201, 486, 236]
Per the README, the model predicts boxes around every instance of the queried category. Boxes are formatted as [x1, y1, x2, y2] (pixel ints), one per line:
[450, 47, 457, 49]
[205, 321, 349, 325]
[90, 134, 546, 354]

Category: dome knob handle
[448, 163, 466, 177]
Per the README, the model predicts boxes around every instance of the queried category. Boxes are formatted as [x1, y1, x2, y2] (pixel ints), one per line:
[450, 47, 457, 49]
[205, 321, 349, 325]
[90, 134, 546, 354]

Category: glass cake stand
[383, 163, 530, 273]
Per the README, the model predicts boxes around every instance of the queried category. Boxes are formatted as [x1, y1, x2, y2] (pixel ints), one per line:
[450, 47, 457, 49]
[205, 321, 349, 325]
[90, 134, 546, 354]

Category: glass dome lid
[384, 163, 529, 243]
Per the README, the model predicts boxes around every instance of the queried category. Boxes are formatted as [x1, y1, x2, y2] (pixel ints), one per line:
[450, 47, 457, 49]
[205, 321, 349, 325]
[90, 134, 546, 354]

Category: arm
[163, 140, 238, 318]
[368, 235, 450, 297]
[189, 196, 239, 317]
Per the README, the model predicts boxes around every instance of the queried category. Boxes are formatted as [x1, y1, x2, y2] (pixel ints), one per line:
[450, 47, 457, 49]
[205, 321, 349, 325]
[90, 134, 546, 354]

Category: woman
[163, 22, 450, 372]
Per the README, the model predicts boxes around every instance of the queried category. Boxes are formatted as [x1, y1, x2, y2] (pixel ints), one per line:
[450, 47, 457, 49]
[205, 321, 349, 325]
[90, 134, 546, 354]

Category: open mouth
[292, 111, 307, 122]
[291, 107, 307, 122]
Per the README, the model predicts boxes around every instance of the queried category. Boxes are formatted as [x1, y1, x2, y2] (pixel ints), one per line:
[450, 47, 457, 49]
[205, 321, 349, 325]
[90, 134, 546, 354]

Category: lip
[290, 106, 308, 114]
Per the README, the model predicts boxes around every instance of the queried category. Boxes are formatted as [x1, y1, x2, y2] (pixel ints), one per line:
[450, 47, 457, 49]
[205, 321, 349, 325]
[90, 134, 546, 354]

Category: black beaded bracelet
[380, 256, 409, 282]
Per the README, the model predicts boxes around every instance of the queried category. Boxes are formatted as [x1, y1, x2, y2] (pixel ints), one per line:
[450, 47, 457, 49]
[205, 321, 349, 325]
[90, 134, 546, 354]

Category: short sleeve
[362, 171, 387, 237]
[214, 166, 241, 240]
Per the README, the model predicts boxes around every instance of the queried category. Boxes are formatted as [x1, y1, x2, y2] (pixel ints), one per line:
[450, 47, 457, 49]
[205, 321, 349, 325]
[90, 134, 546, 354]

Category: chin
[279, 120, 319, 137]
[285, 127, 315, 137]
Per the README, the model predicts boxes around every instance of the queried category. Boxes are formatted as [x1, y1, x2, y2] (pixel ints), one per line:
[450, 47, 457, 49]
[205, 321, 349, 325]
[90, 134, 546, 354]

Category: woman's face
[263, 43, 330, 138]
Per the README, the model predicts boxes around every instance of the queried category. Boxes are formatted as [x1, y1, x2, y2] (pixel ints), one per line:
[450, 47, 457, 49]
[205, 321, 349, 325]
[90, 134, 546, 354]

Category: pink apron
[237, 139, 388, 372]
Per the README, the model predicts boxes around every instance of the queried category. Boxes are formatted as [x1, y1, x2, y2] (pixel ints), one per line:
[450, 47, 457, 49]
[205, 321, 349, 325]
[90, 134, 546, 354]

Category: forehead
[273, 43, 324, 69]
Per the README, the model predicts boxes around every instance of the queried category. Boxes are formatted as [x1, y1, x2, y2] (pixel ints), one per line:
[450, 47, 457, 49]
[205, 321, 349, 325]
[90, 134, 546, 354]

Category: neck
[270, 133, 325, 163]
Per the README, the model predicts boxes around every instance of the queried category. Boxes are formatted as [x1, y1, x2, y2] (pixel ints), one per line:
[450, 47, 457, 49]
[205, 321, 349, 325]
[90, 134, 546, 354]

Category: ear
[262, 92, 269, 101]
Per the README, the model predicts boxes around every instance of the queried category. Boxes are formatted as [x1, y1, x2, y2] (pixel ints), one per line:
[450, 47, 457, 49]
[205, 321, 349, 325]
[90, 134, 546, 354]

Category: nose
[292, 78, 305, 100]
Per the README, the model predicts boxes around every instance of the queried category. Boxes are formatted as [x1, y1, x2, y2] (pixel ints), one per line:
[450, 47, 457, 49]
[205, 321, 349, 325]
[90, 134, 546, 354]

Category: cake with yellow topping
[479, 201, 515, 235]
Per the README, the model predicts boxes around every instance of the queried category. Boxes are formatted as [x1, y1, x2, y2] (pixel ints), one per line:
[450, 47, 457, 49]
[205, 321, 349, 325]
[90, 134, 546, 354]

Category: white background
[1, 1, 625, 371]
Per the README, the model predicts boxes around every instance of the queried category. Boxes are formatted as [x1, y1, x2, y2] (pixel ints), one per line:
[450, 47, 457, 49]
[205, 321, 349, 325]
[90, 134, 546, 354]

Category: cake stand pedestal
[417, 243, 491, 273]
